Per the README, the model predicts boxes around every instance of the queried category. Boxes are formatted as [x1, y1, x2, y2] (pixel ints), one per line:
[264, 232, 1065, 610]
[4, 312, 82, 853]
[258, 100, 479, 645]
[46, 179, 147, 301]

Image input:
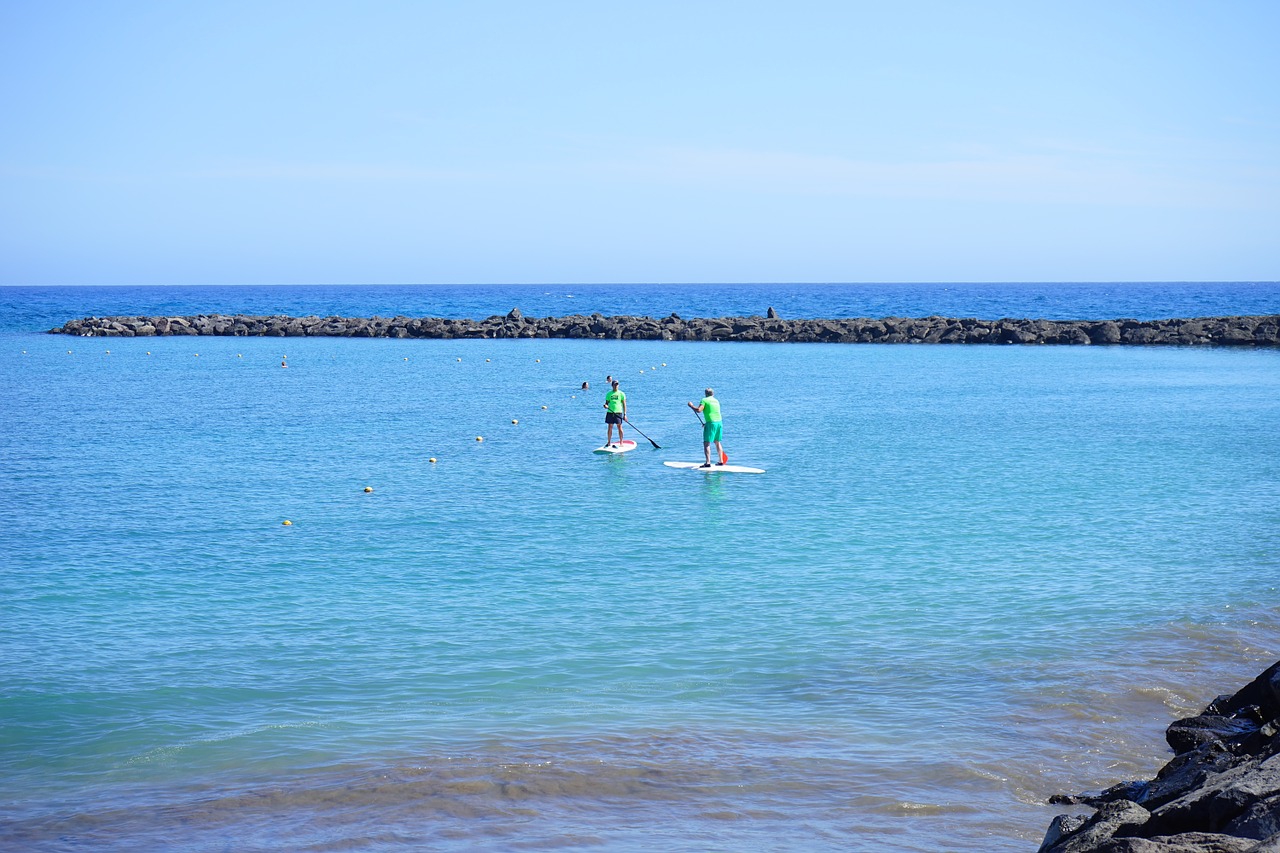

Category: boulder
[1143, 754, 1280, 837]
[1039, 800, 1151, 853]
[1089, 321, 1123, 344]
[1168, 716, 1263, 755]
[1207, 663, 1280, 720]
[1225, 796, 1280, 840]
[1095, 832, 1261, 852]
[1044, 662, 1280, 852]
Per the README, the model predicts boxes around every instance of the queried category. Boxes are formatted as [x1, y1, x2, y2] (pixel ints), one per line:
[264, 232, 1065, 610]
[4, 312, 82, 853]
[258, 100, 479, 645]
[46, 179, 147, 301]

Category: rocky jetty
[1039, 661, 1280, 853]
[47, 310, 1280, 346]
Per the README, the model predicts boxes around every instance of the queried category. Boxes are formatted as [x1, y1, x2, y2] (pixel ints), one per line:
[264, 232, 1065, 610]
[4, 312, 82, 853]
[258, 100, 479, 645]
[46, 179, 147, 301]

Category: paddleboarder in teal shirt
[688, 388, 726, 467]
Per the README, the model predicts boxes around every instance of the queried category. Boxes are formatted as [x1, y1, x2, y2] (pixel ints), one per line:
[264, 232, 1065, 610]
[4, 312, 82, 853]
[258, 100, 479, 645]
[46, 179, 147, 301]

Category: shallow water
[1, 285, 1278, 851]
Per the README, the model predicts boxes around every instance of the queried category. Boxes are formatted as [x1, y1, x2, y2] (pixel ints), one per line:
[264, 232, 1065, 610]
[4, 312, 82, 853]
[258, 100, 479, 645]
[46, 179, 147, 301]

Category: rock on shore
[1039, 661, 1280, 853]
[46, 309, 1280, 346]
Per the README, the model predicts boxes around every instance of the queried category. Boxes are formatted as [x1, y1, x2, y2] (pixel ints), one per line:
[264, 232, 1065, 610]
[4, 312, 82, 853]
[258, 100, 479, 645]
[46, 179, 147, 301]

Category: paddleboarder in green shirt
[688, 388, 726, 467]
[604, 380, 627, 447]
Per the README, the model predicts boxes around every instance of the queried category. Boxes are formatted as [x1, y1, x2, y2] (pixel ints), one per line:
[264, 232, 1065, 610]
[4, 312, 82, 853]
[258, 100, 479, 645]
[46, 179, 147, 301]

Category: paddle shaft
[623, 418, 661, 449]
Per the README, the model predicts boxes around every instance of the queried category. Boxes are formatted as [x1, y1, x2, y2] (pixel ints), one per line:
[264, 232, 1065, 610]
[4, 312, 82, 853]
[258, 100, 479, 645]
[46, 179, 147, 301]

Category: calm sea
[2, 283, 1278, 852]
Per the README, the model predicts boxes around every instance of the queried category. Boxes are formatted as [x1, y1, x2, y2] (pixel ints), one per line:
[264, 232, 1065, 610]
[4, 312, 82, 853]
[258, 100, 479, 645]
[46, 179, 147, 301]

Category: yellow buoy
[511, 419, 518, 425]
[105, 349, 111, 354]
[457, 358, 462, 362]
[662, 363, 666, 367]
[146, 351, 151, 355]
[364, 486, 374, 493]
[485, 358, 491, 362]
[541, 405, 548, 410]
[404, 357, 408, 361]
[67, 350, 72, 354]
[476, 436, 484, 442]
[282, 520, 292, 526]
[429, 457, 437, 463]
[238, 354, 242, 358]
[536, 359, 541, 363]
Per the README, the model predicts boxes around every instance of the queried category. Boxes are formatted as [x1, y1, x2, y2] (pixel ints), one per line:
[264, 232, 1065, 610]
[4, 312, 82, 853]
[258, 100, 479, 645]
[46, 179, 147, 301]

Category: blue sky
[1, 0, 1276, 285]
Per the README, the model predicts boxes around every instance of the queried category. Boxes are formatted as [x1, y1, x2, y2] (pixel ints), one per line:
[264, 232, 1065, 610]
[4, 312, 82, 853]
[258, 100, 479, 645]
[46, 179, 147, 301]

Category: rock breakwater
[48, 309, 1280, 346]
[1039, 661, 1280, 853]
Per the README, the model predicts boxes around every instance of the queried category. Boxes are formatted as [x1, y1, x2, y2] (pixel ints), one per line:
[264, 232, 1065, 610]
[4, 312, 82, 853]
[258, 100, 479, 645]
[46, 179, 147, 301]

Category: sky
[1, 0, 1277, 285]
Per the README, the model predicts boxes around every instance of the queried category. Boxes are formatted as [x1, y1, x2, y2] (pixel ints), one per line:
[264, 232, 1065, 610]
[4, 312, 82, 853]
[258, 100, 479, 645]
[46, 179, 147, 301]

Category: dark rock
[1169, 716, 1263, 755]
[1143, 754, 1280, 835]
[1044, 815, 1093, 849]
[1247, 832, 1280, 852]
[1223, 326, 1255, 344]
[1207, 663, 1280, 721]
[1058, 780, 1153, 808]
[1144, 742, 1244, 810]
[1096, 832, 1260, 852]
[1089, 321, 1123, 344]
[1062, 326, 1093, 345]
[1224, 795, 1280, 840]
[1044, 663, 1280, 852]
[1040, 800, 1151, 853]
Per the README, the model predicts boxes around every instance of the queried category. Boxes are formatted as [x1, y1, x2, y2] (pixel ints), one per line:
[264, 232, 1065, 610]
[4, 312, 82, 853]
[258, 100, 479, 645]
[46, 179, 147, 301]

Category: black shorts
[605, 412, 624, 424]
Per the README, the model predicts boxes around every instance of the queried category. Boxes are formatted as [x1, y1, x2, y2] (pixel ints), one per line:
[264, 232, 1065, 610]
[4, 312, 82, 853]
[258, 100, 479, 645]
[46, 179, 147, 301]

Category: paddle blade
[720, 449, 728, 464]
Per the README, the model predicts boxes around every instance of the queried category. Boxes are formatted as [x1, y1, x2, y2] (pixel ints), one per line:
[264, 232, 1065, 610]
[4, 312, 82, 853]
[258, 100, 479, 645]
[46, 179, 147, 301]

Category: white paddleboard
[664, 461, 765, 474]
[594, 440, 638, 454]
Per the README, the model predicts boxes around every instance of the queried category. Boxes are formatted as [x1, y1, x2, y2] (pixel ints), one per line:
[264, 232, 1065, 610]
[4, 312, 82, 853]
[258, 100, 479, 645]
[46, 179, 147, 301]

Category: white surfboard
[594, 440, 638, 454]
[664, 461, 765, 474]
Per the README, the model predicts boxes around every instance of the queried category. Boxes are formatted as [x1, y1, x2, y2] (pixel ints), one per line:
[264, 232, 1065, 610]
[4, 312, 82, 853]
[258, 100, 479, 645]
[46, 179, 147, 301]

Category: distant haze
[1, 1, 1277, 285]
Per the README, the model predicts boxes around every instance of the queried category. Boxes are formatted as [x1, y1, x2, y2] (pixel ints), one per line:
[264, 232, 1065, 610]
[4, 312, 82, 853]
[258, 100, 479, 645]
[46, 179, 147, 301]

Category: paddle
[623, 418, 661, 449]
[689, 408, 728, 464]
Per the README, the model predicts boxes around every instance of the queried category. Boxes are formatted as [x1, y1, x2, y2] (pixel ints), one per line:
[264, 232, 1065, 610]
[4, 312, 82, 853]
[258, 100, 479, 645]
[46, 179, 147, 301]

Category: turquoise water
[2, 285, 1279, 851]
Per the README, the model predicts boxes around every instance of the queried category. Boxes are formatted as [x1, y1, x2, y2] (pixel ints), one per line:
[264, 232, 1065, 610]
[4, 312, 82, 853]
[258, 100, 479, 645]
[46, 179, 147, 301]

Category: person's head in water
[581, 381, 589, 390]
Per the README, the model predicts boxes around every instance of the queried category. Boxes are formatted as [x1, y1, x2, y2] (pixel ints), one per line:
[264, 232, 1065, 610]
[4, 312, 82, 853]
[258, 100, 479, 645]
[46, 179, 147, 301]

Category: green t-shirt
[701, 396, 721, 422]
[605, 389, 626, 413]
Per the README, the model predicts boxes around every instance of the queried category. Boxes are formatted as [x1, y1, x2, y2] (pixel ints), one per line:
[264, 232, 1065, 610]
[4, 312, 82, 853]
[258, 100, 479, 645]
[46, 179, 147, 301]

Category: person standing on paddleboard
[688, 388, 726, 467]
[604, 380, 627, 448]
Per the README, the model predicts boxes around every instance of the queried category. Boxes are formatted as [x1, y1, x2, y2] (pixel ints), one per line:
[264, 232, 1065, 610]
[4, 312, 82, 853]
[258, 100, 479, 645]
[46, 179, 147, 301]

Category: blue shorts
[605, 412, 624, 424]
[703, 421, 723, 443]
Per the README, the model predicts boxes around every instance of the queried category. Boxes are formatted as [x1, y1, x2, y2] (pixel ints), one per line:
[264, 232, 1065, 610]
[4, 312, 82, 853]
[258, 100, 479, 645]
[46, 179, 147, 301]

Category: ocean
[1, 283, 1278, 852]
